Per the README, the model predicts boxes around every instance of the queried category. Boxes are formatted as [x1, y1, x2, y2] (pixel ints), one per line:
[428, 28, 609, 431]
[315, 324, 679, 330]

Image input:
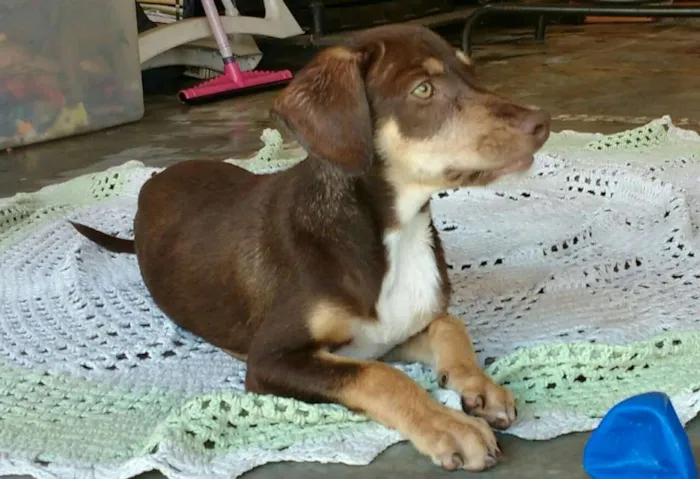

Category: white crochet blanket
[2, 118, 700, 479]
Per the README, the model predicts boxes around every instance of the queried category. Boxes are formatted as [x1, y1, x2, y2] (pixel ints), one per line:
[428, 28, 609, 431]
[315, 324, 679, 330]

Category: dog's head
[272, 25, 550, 220]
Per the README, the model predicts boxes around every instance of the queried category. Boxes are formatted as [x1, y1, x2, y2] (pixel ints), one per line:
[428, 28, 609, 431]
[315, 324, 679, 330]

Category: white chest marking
[337, 210, 443, 359]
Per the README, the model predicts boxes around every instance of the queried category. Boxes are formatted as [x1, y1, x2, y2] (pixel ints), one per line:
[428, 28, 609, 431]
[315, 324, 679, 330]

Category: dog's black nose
[520, 109, 551, 147]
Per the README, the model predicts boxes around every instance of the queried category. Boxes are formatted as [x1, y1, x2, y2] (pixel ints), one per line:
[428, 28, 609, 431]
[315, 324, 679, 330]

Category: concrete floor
[2, 19, 700, 479]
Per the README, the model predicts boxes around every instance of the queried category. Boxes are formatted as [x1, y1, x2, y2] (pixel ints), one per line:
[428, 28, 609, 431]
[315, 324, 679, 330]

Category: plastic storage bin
[0, 0, 144, 149]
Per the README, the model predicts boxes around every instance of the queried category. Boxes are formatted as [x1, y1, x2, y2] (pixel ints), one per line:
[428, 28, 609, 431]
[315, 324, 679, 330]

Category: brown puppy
[72, 24, 550, 472]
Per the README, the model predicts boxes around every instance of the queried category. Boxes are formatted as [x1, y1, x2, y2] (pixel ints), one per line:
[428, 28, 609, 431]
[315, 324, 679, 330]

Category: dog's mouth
[492, 153, 536, 175]
[452, 154, 535, 186]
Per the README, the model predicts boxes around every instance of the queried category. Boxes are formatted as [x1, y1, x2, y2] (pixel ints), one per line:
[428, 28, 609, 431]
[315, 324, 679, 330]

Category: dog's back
[133, 159, 273, 353]
[131, 158, 387, 357]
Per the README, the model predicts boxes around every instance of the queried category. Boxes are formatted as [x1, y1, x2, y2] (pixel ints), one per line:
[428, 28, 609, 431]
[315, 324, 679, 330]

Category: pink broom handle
[201, 0, 234, 62]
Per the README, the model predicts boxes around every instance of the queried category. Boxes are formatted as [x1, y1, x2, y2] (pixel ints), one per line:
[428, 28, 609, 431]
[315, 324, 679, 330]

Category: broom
[178, 0, 293, 104]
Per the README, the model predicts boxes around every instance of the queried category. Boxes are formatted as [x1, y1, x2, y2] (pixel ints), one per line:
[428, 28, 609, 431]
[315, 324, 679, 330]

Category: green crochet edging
[488, 329, 700, 418]
[0, 161, 146, 251]
[0, 129, 306, 252]
[225, 128, 307, 172]
[584, 117, 672, 152]
[543, 115, 693, 155]
[147, 330, 700, 457]
[145, 367, 438, 458]
[0, 359, 180, 465]
[144, 392, 368, 459]
[3, 329, 700, 465]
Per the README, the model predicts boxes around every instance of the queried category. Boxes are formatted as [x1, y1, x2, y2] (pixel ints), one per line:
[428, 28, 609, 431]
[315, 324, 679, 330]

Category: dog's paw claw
[452, 373, 517, 430]
[414, 408, 501, 472]
[461, 392, 485, 412]
[446, 453, 464, 470]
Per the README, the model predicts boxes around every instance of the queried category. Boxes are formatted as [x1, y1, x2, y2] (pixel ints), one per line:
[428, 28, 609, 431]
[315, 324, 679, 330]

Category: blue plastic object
[583, 392, 699, 479]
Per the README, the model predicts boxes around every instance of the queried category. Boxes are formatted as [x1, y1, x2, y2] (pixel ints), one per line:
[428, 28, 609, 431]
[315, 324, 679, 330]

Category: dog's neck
[289, 156, 363, 238]
[369, 158, 435, 227]
[389, 183, 434, 225]
[296, 155, 356, 205]
[295, 155, 433, 234]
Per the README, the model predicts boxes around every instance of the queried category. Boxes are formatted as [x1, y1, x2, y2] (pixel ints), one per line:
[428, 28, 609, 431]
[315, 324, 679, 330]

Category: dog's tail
[70, 221, 136, 254]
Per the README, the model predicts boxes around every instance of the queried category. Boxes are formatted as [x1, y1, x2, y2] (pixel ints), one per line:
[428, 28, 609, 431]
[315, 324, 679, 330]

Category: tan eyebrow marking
[422, 57, 445, 75]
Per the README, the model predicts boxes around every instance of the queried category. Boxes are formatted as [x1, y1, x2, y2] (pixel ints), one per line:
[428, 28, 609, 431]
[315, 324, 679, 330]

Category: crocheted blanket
[2, 118, 700, 478]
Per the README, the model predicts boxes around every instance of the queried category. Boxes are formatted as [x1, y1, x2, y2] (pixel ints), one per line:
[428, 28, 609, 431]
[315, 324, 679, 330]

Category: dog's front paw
[412, 406, 501, 472]
[440, 370, 517, 430]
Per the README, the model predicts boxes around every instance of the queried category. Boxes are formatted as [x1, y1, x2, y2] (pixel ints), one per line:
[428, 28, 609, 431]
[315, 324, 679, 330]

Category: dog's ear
[271, 47, 373, 174]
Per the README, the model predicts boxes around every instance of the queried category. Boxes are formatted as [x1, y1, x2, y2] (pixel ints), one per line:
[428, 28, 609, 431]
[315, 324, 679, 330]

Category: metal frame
[138, 0, 303, 64]
[461, 3, 700, 55]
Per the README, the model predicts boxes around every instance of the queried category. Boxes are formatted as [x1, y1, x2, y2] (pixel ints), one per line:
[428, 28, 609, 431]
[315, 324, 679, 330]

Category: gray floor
[3, 19, 700, 479]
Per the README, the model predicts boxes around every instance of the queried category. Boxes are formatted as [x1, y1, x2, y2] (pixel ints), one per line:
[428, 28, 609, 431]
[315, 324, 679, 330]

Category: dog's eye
[411, 82, 433, 99]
